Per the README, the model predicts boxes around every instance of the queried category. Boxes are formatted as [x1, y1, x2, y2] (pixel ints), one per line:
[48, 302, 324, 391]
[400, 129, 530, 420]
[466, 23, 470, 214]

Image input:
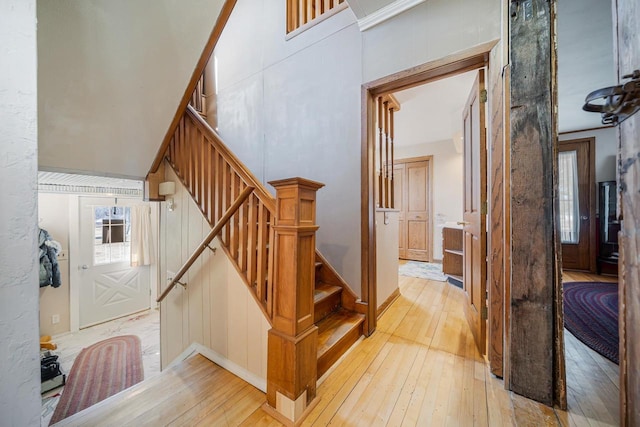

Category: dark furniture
[597, 181, 619, 276]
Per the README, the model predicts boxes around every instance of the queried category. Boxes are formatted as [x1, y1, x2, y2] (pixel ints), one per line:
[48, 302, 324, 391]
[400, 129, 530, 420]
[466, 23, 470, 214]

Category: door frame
[558, 137, 596, 273]
[395, 155, 434, 262]
[360, 39, 498, 336]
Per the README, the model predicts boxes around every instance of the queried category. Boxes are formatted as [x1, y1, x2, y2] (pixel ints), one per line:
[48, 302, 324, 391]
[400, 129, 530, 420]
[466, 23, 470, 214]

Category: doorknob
[80, 265, 88, 270]
[457, 221, 469, 226]
[581, 216, 589, 220]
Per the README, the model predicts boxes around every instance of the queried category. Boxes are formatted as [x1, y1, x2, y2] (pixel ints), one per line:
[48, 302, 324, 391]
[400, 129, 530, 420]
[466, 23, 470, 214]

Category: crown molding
[357, 0, 426, 32]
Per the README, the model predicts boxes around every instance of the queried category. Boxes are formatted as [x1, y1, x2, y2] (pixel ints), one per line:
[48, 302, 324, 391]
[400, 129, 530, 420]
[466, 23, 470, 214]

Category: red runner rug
[50, 335, 144, 425]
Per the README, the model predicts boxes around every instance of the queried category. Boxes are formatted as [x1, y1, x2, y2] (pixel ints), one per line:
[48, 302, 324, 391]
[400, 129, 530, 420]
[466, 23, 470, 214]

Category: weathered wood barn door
[462, 69, 488, 356]
[614, 0, 640, 424]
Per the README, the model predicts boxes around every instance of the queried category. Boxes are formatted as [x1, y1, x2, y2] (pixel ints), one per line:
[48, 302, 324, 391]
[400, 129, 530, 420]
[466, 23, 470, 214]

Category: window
[93, 206, 131, 265]
[558, 150, 580, 244]
[287, 0, 345, 34]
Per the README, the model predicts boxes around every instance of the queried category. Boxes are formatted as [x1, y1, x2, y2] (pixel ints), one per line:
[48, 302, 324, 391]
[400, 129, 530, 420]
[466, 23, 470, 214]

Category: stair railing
[156, 185, 254, 303]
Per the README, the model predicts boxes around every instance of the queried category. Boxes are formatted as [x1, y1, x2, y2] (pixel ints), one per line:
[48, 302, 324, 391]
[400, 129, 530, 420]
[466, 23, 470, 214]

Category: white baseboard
[168, 342, 266, 392]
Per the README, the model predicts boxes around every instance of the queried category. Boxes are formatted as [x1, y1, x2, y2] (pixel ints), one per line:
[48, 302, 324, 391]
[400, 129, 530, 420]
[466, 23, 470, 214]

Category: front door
[462, 69, 487, 356]
[558, 138, 595, 272]
[79, 197, 150, 328]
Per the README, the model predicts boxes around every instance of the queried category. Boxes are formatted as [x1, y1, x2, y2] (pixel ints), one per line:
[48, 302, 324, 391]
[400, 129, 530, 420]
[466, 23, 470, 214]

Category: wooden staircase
[155, 104, 364, 380]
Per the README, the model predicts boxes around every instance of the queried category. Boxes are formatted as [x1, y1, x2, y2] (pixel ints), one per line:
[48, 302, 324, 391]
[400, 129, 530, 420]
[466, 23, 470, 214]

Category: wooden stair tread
[317, 309, 364, 356]
[314, 283, 342, 302]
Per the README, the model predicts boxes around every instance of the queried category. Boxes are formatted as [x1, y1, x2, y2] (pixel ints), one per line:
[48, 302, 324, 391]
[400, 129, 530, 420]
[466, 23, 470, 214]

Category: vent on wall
[38, 172, 143, 197]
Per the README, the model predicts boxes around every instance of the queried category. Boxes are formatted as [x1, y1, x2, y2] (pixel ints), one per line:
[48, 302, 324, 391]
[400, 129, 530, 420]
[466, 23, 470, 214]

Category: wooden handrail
[157, 184, 254, 303]
[184, 105, 276, 212]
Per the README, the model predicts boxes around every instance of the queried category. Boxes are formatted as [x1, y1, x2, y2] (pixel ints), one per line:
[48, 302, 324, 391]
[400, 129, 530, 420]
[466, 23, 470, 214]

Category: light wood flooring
[53, 272, 620, 426]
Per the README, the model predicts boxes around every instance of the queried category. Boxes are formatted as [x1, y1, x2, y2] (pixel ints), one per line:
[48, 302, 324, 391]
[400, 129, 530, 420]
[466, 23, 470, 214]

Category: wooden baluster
[194, 131, 201, 205]
[266, 209, 274, 314]
[377, 96, 383, 207]
[266, 178, 324, 424]
[288, 0, 298, 33]
[230, 173, 240, 260]
[256, 201, 268, 305]
[390, 108, 395, 209]
[239, 181, 249, 272]
[209, 144, 217, 224]
[222, 162, 230, 246]
[216, 150, 225, 222]
[383, 100, 390, 208]
[202, 135, 209, 221]
[247, 194, 258, 290]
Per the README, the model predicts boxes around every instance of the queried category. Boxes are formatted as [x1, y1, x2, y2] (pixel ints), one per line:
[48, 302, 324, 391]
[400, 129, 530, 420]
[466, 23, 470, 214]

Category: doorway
[558, 138, 596, 272]
[361, 40, 497, 356]
[78, 197, 152, 328]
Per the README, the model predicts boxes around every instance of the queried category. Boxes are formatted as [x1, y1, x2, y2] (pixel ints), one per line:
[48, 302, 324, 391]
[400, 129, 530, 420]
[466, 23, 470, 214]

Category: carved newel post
[265, 177, 324, 425]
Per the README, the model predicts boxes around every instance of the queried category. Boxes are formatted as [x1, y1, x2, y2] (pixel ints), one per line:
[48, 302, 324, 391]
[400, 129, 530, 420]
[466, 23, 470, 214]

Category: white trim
[167, 343, 267, 393]
[357, 0, 426, 32]
[68, 195, 80, 332]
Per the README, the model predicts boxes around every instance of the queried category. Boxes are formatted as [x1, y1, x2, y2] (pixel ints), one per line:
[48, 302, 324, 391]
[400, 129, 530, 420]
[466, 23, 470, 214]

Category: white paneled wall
[159, 166, 269, 382]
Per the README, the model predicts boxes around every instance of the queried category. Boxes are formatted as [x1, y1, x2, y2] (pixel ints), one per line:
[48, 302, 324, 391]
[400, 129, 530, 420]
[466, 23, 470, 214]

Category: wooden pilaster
[265, 177, 324, 424]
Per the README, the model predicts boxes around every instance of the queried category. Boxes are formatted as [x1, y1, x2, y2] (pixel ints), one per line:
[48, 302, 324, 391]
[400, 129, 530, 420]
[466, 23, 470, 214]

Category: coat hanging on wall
[39, 228, 62, 288]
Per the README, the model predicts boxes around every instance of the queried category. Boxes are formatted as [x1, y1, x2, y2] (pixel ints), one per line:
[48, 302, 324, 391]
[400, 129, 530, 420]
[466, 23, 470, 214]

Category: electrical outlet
[51, 314, 60, 324]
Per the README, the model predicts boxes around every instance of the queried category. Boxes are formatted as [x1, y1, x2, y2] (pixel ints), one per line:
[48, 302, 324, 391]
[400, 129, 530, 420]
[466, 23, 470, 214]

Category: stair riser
[317, 322, 363, 378]
[314, 293, 342, 323]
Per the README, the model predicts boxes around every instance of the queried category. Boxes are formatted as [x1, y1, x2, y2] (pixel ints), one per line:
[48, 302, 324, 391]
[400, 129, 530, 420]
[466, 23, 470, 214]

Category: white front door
[78, 197, 150, 328]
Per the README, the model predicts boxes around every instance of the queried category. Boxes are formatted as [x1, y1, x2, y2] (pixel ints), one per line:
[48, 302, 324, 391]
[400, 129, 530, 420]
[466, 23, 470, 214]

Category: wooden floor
[558, 270, 620, 427]
[54, 271, 620, 426]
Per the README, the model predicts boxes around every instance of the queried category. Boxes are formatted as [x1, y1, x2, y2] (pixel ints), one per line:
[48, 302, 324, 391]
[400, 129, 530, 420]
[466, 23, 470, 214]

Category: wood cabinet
[442, 226, 463, 285]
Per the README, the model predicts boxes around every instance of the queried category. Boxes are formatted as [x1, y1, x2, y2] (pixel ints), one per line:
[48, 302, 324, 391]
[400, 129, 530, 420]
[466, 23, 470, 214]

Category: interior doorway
[361, 41, 497, 358]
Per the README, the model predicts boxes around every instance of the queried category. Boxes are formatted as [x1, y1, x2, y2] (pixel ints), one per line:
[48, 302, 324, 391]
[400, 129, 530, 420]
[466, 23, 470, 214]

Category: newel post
[265, 177, 324, 424]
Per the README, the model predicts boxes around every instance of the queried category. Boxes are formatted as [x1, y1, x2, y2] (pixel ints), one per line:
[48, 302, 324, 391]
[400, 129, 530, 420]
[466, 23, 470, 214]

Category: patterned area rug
[49, 335, 144, 424]
[563, 281, 618, 364]
[398, 261, 447, 282]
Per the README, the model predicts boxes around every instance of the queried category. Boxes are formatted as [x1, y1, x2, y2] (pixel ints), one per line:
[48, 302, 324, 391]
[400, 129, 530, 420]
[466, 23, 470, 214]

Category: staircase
[156, 105, 364, 379]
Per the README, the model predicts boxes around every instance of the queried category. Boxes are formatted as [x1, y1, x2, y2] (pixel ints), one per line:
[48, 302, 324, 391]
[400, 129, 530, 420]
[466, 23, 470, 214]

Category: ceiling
[390, 0, 615, 148]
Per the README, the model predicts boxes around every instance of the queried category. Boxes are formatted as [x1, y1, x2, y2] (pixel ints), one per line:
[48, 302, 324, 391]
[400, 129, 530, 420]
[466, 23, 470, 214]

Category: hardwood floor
[53, 272, 620, 426]
[558, 270, 620, 427]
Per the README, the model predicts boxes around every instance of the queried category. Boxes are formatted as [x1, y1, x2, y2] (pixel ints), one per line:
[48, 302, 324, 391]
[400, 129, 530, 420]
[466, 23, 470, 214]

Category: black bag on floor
[41, 354, 62, 382]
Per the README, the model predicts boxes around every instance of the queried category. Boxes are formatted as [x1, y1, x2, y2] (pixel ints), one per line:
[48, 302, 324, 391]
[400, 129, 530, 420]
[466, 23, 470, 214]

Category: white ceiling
[392, 70, 478, 147]
[390, 0, 615, 146]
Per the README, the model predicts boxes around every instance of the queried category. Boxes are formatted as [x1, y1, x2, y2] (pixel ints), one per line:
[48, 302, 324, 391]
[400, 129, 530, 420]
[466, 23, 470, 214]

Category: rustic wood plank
[508, 0, 559, 405]
[614, 1, 640, 424]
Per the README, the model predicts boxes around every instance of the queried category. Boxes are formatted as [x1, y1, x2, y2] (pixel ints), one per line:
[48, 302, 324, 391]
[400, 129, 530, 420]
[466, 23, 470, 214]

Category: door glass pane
[93, 206, 131, 265]
[558, 151, 580, 244]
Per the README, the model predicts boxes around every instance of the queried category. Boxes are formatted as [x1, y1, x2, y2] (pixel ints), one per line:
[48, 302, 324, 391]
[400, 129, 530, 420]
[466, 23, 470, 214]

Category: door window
[558, 150, 580, 244]
[93, 206, 131, 265]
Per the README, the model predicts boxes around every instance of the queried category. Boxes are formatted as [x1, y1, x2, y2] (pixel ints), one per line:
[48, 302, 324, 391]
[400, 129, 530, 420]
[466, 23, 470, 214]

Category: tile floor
[41, 309, 160, 426]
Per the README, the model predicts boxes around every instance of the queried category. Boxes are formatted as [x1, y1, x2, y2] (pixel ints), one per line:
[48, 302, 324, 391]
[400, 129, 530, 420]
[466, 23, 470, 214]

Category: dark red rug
[563, 281, 618, 364]
[50, 335, 144, 425]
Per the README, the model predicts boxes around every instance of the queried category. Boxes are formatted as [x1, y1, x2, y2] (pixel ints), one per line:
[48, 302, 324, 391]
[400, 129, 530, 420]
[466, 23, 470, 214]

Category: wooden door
[395, 158, 432, 262]
[462, 69, 487, 355]
[558, 138, 595, 272]
[406, 161, 430, 261]
[615, 1, 639, 423]
[394, 163, 406, 258]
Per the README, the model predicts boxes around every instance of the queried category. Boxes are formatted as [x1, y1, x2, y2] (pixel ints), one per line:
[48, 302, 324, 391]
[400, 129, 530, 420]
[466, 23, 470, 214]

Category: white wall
[376, 211, 399, 309]
[209, 3, 363, 294]
[160, 166, 269, 383]
[0, 0, 41, 424]
[38, 193, 72, 336]
[208, 0, 499, 297]
[38, 0, 226, 179]
[395, 140, 464, 260]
